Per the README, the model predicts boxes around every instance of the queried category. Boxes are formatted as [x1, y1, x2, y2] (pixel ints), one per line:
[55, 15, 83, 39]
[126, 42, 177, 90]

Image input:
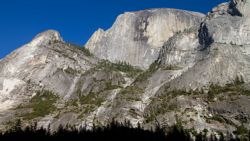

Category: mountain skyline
[0, 0, 226, 59]
[1, 0, 250, 138]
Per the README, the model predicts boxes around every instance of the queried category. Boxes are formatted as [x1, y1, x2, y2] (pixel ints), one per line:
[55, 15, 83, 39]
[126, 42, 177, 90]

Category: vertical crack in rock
[228, 0, 243, 16]
[133, 11, 152, 42]
[198, 23, 214, 50]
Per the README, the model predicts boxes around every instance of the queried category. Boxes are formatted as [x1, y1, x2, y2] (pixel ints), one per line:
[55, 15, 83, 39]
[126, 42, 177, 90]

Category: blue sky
[0, 0, 226, 59]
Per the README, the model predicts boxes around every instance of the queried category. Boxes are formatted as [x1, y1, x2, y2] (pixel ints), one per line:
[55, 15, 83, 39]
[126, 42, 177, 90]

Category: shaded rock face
[86, 9, 204, 69]
[204, 16, 250, 46]
[205, 0, 250, 46]
[158, 27, 200, 68]
[156, 0, 250, 90]
[208, 0, 250, 18]
[229, 0, 250, 16]
[141, 1, 250, 134]
[143, 1, 250, 134]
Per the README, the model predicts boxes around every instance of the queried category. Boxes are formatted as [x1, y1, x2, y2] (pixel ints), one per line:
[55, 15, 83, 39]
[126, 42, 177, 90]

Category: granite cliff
[86, 9, 204, 69]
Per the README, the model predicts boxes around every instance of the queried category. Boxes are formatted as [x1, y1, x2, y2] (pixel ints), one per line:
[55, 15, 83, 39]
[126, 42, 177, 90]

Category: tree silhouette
[0, 119, 248, 141]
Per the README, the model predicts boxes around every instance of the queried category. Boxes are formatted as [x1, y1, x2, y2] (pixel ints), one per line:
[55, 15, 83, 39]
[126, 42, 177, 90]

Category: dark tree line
[0, 119, 249, 141]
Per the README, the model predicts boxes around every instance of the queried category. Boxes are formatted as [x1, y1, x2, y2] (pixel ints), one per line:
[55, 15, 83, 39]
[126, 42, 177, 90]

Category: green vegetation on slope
[105, 82, 122, 90]
[18, 90, 59, 120]
[78, 92, 104, 106]
[63, 67, 81, 75]
[118, 86, 144, 102]
[207, 76, 250, 101]
[68, 43, 93, 57]
[120, 86, 144, 95]
[96, 60, 143, 77]
[144, 76, 250, 123]
[134, 61, 159, 83]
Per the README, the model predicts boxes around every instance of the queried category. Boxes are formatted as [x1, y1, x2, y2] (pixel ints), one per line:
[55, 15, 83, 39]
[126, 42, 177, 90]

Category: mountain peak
[86, 8, 204, 69]
[29, 30, 63, 46]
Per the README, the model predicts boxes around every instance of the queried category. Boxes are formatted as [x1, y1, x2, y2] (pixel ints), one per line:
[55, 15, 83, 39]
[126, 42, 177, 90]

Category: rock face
[86, 9, 204, 69]
[206, 0, 250, 45]
[0, 30, 140, 131]
[230, 0, 250, 16]
[156, 0, 250, 90]
[146, 0, 250, 134]
[0, 30, 98, 112]
[1, 0, 250, 138]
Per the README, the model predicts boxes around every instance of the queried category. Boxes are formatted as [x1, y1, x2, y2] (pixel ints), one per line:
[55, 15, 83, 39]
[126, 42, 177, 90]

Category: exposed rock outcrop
[229, 0, 250, 16]
[0, 30, 98, 112]
[0, 30, 140, 131]
[156, 0, 250, 90]
[86, 9, 204, 69]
